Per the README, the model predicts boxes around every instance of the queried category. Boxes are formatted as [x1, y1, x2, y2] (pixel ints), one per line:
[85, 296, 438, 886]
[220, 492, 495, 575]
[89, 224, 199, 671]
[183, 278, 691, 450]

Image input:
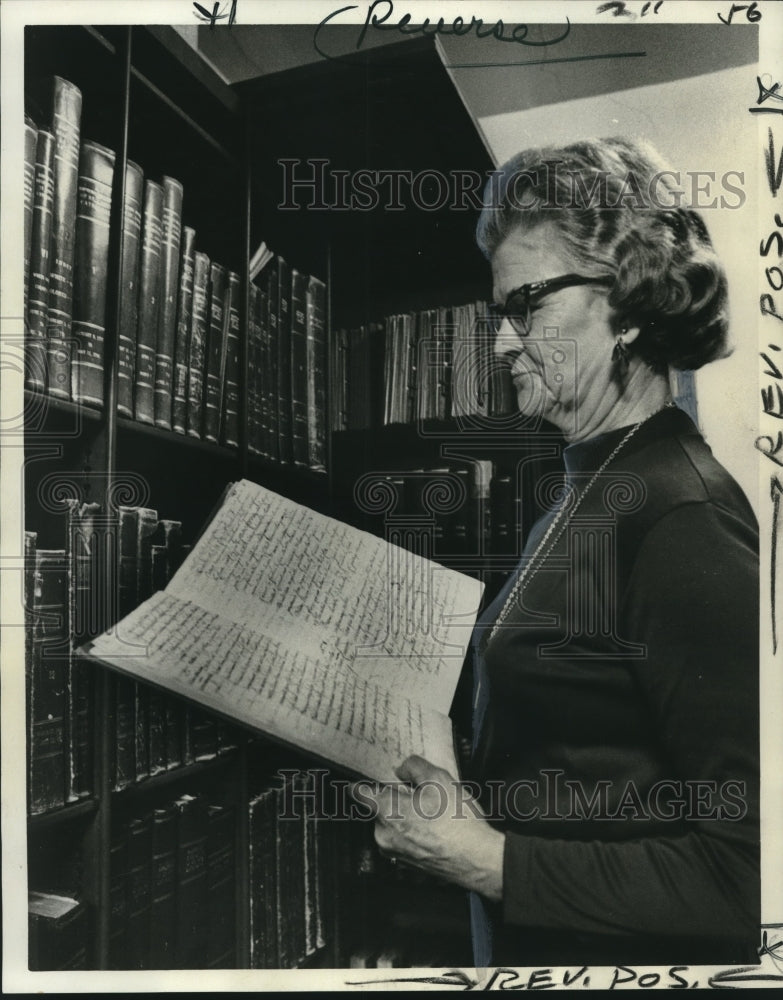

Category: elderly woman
[365, 138, 759, 968]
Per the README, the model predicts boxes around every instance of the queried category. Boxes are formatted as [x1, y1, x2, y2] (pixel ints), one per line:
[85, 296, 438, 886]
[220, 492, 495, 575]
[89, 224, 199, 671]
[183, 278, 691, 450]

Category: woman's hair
[476, 137, 730, 371]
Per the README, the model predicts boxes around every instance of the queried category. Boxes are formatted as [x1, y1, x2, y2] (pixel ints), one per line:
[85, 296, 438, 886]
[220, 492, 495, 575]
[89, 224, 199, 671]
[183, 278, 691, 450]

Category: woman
[363, 138, 760, 968]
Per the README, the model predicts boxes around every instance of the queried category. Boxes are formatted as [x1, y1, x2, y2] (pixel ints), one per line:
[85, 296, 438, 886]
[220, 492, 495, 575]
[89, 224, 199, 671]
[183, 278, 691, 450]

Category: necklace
[486, 403, 675, 645]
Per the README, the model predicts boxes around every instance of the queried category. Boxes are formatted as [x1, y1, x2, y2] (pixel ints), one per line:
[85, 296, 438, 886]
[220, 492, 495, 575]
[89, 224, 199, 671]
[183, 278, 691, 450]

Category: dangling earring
[612, 330, 630, 373]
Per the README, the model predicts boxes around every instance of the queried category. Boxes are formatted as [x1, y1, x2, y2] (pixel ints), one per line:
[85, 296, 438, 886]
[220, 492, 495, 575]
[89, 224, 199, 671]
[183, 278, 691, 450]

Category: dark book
[276, 257, 293, 463]
[153, 176, 184, 429]
[289, 267, 309, 467]
[331, 327, 349, 432]
[136, 506, 159, 605]
[29, 549, 68, 814]
[108, 830, 129, 969]
[164, 696, 184, 771]
[249, 786, 279, 968]
[171, 225, 197, 434]
[133, 180, 163, 425]
[125, 813, 153, 969]
[46, 76, 82, 400]
[24, 115, 38, 318]
[186, 250, 210, 438]
[266, 257, 280, 461]
[147, 681, 167, 777]
[275, 775, 306, 968]
[148, 804, 178, 968]
[113, 506, 139, 789]
[116, 160, 144, 418]
[246, 280, 262, 456]
[28, 891, 88, 971]
[297, 770, 319, 958]
[174, 794, 209, 968]
[188, 707, 218, 762]
[221, 270, 242, 448]
[71, 140, 115, 408]
[64, 500, 102, 801]
[206, 804, 236, 968]
[24, 531, 37, 798]
[305, 275, 327, 472]
[203, 261, 228, 443]
[134, 508, 159, 782]
[26, 127, 55, 391]
[134, 681, 150, 783]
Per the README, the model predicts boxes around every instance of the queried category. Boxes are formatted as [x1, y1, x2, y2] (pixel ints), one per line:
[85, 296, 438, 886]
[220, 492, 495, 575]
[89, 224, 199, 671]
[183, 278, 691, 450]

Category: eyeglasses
[495, 273, 613, 336]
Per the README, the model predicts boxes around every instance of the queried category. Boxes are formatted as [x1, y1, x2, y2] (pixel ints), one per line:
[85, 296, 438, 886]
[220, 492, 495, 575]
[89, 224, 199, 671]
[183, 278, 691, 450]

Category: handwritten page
[86, 480, 482, 780]
[166, 479, 483, 713]
[87, 591, 458, 782]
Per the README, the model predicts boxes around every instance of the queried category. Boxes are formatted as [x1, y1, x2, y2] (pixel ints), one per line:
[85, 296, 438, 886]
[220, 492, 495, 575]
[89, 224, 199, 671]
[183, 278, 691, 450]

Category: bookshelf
[24, 26, 522, 971]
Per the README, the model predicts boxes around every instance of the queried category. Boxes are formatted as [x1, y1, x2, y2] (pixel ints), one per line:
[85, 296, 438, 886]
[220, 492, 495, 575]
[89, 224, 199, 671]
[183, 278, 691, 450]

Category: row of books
[249, 771, 329, 969]
[107, 794, 236, 970]
[23, 76, 330, 470]
[23, 76, 241, 444]
[247, 263, 327, 471]
[331, 301, 513, 431]
[25, 500, 242, 814]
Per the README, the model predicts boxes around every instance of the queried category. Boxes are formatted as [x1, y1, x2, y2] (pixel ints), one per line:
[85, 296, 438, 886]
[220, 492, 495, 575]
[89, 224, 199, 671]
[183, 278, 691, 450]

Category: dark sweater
[470, 406, 760, 968]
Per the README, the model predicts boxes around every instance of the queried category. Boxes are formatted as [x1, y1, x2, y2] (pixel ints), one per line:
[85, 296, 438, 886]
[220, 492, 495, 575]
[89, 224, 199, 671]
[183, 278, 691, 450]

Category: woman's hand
[356, 755, 505, 902]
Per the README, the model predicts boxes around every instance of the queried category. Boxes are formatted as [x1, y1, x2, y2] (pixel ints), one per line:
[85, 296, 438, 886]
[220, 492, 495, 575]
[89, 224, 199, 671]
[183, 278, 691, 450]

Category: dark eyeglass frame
[496, 273, 613, 336]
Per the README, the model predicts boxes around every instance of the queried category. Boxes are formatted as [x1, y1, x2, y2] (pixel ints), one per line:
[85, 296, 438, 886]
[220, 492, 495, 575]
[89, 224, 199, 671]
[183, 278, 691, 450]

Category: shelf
[28, 797, 99, 832]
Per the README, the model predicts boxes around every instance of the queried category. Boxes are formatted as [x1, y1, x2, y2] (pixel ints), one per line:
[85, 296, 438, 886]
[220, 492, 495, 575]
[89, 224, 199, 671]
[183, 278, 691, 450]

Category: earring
[612, 335, 630, 373]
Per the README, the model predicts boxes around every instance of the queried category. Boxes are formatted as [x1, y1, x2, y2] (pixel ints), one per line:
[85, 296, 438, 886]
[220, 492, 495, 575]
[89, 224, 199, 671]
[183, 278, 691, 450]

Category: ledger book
[83, 480, 484, 782]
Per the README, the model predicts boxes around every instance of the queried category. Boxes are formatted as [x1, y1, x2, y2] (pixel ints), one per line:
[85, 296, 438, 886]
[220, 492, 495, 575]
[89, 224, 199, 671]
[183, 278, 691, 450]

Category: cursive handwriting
[314, 1, 570, 62]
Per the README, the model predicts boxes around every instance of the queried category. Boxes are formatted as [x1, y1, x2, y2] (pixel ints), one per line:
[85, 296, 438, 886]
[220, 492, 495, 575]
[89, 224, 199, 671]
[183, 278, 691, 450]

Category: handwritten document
[86, 480, 483, 781]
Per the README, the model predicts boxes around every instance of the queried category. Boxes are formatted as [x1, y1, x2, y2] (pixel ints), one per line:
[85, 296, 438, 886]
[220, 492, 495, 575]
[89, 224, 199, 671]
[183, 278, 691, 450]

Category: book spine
[249, 789, 278, 968]
[125, 813, 153, 969]
[29, 550, 68, 814]
[148, 805, 177, 968]
[221, 270, 241, 448]
[24, 531, 37, 813]
[206, 804, 236, 967]
[266, 258, 280, 461]
[134, 683, 150, 782]
[246, 281, 261, 455]
[108, 830, 129, 968]
[46, 76, 82, 399]
[24, 116, 38, 319]
[172, 225, 196, 434]
[147, 685, 167, 777]
[306, 275, 327, 472]
[65, 500, 102, 801]
[203, 262, 227, 443]
[174, 795, 209, 968]
[71, 140, 116, 408]
[133, 180, 163, 425]
[276, 257, 292, 463]
[164, 696, 184, 770]
[136, 507, 159, 604]
[153, 176, 184, 429]
[26, 128, 55, 391]
[290, 267, 309, 467]
[113, 506, 138, 790]
[116, 160, 144, 418]
[186, 251, 211, 438]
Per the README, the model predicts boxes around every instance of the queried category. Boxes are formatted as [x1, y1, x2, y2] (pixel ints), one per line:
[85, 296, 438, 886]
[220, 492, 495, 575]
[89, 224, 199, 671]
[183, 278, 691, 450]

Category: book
[108, 830, 129, 968]
[24, 115, 38, 318]
[186, 251, 210, 438]
[305, 275, 327, 472]
[83, 479, 483, 782]
[249, 786, 279, 968]
[153, 176, 184, 429]
[222, 270, 242, 448]
[134, 180, 163, 425]
[125, 813, 153, 969]
[247, 280, 262, 455]
[290, 267, 309, 467]
[206, 804, 236, 967]
[172, 225, 197, 434]
[148, 804, 178, 968]
[46, 76, 82, 400]
[24, 531, 37, 806]
[174, 794, 209, 968]
[29, 549, 68, 813]
[28, 891, 88, 970]
[71, 140, 116, 408]
[203, 262, 228, 443]
[276, 257, 293, 463]
[117, 160, 144, 418]
[26, 127, 56, 391]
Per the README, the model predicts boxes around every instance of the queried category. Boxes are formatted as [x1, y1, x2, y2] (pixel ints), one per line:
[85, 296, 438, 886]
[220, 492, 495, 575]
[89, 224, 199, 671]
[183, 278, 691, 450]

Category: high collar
[562, 405, 699, 479]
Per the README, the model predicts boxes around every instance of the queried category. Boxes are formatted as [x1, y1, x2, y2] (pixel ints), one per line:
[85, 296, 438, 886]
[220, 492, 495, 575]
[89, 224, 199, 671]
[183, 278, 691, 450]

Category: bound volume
[83, 480, 483, 782]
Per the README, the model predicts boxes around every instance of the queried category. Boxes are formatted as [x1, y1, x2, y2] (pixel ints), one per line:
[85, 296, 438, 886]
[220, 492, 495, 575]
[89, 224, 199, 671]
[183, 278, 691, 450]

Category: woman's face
[491, 221, 618, 439]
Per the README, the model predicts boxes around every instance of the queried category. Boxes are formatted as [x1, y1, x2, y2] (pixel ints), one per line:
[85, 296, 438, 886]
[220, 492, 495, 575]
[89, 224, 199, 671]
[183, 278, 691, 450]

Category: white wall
[477, 65, 758, 513]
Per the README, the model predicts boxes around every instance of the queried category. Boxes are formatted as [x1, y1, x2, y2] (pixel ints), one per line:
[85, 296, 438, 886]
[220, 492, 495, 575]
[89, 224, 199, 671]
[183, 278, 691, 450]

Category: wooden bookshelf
[24, 26, 510, 972]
